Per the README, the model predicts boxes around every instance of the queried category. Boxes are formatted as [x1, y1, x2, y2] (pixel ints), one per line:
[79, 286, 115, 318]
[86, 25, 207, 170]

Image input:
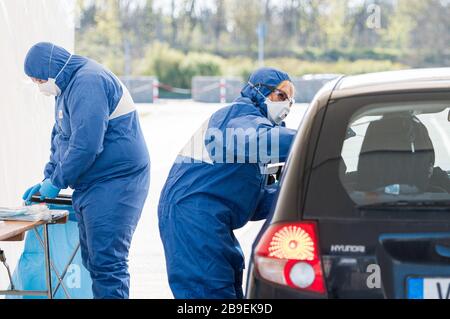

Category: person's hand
[22, 183, 42, 204]
[38, 179, 60, 200]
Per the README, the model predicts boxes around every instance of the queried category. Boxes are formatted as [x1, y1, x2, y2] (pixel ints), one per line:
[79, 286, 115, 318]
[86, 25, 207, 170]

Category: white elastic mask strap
[48, 44, 55, 78]
[248, 81, 266, 100]
[54, 54, 73, 81]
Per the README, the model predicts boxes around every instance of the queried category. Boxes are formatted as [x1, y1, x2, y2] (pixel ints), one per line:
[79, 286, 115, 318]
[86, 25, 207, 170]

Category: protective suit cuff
[49, 175, 67, 190]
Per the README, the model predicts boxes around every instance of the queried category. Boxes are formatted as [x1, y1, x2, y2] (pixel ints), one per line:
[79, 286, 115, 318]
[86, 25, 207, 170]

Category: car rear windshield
[341, 102, 450, 205]
[304, 93, 450, 219]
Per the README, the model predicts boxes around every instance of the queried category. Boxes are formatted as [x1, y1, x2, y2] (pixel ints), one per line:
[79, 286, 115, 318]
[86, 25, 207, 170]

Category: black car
[246, 68, 450, 299]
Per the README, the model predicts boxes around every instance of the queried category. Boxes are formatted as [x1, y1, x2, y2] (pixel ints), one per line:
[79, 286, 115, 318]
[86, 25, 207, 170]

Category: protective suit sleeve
[43, 124, 59, 179]
[251, 183, 280, 221]
[226, 114, 296, 164]
[50, 76, 109, 189]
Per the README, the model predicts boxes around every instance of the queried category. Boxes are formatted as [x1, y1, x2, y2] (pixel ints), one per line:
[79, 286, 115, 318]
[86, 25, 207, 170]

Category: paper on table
[0, 205, 57, 221]
[0, 207, 28, 217]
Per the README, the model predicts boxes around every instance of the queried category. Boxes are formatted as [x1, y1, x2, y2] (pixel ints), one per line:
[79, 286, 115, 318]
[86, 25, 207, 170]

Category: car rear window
[303, 93, 450, 219]
[341, 102, 450, 206]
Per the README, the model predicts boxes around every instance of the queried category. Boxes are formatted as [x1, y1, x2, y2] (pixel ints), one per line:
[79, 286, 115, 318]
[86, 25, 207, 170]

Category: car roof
[331, 68, 450, 99]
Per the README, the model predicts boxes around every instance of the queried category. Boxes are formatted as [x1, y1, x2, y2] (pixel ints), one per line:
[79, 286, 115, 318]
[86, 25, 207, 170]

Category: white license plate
[408, 278, 450, 299]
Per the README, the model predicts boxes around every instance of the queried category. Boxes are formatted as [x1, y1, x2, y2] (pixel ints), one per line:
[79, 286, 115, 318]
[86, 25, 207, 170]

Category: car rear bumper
[246, 267, 328, 299]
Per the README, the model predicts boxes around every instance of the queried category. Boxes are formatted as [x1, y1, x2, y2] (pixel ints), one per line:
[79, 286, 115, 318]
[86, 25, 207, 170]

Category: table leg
[33, 227, 71, 298]
[53, 243, 80, 297]
[43, 224, 53, 299]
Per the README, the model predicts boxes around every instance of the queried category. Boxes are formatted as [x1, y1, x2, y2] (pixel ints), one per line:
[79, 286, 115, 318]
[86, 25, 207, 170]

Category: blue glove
[22, 183, 42, 204]
[38, 179, 61, 200]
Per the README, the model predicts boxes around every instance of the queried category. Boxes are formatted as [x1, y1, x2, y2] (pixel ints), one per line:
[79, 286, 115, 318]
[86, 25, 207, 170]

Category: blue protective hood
[240, 67, 291, 115]
[24, 42, 88, 93]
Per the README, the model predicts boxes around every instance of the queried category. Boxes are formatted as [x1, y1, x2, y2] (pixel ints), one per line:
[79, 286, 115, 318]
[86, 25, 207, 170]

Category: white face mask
[38, 44, 72, 97]
[248, 81, 293, 125]
[38, 78, 61, 96]
[265, 98, 291, 125]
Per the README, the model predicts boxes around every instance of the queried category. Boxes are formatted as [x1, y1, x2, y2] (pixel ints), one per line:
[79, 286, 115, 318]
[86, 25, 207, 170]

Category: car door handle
[435, 244, 450, 258]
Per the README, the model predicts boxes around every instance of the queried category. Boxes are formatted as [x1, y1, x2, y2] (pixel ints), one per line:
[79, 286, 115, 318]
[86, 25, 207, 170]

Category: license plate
[408, 277, 450, 299]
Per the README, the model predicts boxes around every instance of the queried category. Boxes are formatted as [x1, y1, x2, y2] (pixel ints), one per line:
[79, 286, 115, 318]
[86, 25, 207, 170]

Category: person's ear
[267, 91, 277, 102]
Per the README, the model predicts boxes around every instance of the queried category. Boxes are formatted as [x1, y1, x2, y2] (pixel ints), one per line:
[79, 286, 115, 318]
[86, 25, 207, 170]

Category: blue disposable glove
[22, 183, 42, 204]
[38, 179, 61, 200]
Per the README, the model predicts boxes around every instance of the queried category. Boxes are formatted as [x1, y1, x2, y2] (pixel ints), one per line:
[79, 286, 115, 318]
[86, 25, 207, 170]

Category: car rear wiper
[358, 200, 450, 211]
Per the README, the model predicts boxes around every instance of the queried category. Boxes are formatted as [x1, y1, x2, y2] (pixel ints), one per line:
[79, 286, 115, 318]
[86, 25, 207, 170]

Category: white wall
[0, 0, 74, 291]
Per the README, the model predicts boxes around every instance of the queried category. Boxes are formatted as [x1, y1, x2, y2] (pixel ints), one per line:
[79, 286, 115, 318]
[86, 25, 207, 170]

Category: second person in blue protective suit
[158, 67, 297, 299]
[22, 42, 150, 299]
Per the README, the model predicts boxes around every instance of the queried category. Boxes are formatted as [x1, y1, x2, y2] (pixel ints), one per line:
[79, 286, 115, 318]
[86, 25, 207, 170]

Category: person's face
[268, 80, 295, 106]
[31, 77, 47, 84]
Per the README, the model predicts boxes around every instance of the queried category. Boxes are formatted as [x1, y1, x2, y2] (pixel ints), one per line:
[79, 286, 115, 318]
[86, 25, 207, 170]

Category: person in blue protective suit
[22, 42, 150, 299]
[158, 67, 296, 299]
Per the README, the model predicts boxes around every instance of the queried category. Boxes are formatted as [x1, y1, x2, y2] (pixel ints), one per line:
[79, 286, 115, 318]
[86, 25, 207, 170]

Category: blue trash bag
[7, 203, 93, 299]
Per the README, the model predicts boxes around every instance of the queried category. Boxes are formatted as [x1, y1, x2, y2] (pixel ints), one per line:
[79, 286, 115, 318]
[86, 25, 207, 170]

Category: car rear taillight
[254, 222, 326, 294]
